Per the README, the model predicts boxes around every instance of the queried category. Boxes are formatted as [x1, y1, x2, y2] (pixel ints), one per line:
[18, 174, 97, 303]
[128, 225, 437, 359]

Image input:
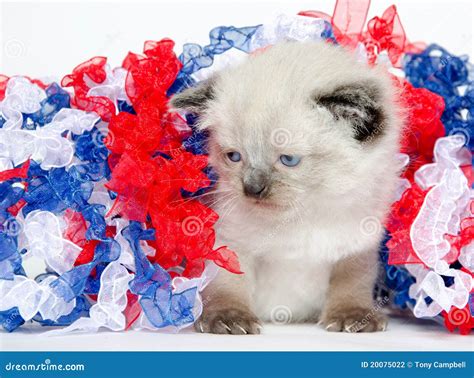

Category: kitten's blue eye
[227, 151, 241, 162]
[280, 154, 301, 167]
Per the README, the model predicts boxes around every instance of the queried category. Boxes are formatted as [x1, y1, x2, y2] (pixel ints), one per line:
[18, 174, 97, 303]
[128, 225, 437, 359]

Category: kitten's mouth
[251, 199, 285, 211]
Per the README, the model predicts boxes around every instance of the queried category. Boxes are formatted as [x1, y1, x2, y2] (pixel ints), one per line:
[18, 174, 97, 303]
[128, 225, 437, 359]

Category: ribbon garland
[0, 1, 472, 335]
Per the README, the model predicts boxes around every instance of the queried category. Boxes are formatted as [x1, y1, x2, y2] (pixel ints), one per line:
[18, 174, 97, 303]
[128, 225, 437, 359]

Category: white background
[0, 0, 473, 350]
[1, 0, 473, 79]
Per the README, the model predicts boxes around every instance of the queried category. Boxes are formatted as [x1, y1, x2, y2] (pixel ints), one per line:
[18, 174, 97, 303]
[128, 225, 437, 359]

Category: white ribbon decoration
[459, 242, 474, 272]
[0, 274, 76, 322]
[394, 153, 412, 201]
[0, 77, 99, 170]
[250, 14, 328, 50]
[411, 135, 471, 272]
[0, 77, 46, 130]
[45, 261, 133, 335]
[407, 264, 472, 317]
[85, 65, 131, 107]
[46, 108, 99, 135]
[193, 15, 329, 82]
[406, 135, 473, 318]
[19, 210, 82, 275]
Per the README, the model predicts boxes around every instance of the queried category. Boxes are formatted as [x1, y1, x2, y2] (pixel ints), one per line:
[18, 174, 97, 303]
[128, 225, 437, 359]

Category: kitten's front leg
[321, 249, 387, 333]
[195, 261, 261, 335]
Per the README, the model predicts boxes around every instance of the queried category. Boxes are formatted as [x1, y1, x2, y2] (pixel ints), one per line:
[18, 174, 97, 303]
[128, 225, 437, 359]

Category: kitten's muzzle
[243, 169, 271, 199]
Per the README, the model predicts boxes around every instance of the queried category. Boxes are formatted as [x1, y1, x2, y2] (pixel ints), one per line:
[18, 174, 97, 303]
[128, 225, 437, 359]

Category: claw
[217, 320, 232, 332]
[234, 324, 248, 334]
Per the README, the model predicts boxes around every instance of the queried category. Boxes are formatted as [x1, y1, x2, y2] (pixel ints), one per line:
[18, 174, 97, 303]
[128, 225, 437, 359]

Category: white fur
[188, 42, 403, 322]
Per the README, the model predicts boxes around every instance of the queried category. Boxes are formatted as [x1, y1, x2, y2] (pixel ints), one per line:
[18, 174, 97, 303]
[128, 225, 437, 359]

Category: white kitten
[171, 41, 403, 334]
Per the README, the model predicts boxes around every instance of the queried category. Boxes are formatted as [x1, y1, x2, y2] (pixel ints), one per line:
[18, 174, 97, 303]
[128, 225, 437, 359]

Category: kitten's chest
[250, 255, 332, 322]
[220, 213, 319, 255]
[220, 207, 377, 263]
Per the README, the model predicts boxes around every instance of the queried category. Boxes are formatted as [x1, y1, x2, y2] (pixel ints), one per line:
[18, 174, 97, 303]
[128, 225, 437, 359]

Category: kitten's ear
[170, 78, 215, 114]
[315, 81, 385, 142]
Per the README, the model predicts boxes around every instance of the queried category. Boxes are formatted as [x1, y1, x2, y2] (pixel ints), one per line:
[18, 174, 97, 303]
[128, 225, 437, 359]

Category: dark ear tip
[169, 93, 188, 110]
[169, 79, 215, 113]
[315, 81, 385, 142]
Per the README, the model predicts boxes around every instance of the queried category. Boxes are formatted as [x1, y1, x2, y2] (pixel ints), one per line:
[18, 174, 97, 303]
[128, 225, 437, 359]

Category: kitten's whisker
[205, 192, 237, 209]
[288, 184, 307, 193]
[295, 198, 309, 218]
[289, 201, 303, 226]
[219, 200, 239, 225]
[167, 188, 233, 206]
[216, 195, 240, 224]
[288, 198, 307, 226]
[190, 188, 233, 200]
[152, 178, 212, 182]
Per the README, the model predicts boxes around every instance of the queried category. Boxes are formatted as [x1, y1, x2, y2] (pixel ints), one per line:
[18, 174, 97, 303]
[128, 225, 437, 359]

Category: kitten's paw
[195, 308, 262, 335]
[322, 307, 387, 333]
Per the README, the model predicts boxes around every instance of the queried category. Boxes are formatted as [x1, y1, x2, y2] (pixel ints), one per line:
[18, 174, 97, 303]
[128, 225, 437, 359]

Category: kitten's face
[204, 98, 361, 212]
[171, 42, 392, 214]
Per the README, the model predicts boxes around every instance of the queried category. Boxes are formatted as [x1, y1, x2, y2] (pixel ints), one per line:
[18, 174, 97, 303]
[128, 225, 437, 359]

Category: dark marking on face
[170, 79, 215, 113]
[315, 82, 385, 142]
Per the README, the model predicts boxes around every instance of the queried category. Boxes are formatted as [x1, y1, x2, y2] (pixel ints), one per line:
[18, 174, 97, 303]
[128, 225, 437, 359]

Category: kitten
[171, 41, 402, 334]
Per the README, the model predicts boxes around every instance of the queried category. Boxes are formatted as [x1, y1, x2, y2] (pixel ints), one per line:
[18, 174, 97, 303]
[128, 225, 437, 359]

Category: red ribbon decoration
[61, 57, 116, 121]
[104, 39, 241, 277]
[299, 0, 424, 66]
[61, 39, 242, 278]
[0, 160, 30, 183]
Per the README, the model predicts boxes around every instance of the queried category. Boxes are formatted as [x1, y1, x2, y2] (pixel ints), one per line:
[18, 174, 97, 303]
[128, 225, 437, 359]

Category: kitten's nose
[243, 169, 270, 199]
[244, 182, 268, 198]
